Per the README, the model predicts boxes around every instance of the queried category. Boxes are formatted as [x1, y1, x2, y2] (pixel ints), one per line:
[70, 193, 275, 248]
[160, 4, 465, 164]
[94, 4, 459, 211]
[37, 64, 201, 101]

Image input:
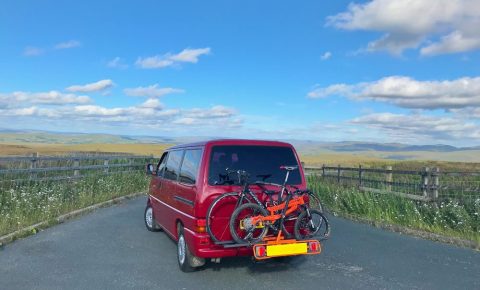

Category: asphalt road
[1, 196, 479, 290]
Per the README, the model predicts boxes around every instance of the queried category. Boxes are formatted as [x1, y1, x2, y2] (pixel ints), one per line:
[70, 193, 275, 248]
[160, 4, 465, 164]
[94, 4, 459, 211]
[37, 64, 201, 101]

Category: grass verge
[0, 171, 150, 237]
[308, 176, 480, 248]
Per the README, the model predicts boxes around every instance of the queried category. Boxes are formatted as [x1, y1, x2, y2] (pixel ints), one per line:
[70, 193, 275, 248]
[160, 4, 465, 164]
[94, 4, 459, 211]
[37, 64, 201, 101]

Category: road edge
[0, 191, 146, 247]
[332, 211, 479, 251]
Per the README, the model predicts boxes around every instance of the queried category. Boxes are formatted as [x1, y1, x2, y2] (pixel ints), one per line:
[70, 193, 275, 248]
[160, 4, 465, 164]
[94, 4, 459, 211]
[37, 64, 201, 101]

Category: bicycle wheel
[229, 203, 269, 244]
[308, 194, 324, 213]
[294, 209, 330, 240]
[206, 192, 243, 243]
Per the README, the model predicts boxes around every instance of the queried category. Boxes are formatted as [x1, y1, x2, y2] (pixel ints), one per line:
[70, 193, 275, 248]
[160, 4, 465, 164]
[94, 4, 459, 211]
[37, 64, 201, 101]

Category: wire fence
[305, 165, 480, 203]
[0, 153, 154, 185]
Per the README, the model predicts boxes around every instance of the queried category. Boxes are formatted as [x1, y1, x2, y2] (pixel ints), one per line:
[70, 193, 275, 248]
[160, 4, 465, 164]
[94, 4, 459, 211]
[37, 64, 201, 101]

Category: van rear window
[208, 145, 301, 186]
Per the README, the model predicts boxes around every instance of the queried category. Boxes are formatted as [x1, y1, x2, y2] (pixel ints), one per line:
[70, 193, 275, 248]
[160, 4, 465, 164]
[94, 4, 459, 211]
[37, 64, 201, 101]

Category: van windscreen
[208, 145, 301, 186]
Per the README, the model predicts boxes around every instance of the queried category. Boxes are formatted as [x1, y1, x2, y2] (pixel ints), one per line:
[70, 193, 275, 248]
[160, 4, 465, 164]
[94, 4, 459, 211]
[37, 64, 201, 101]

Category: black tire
[177, 226, 196, 272]
[229, 203, 269, 244]
[206, 192, 241, 243]
[144, 204, 162, 232]
[294, 209, 330, 240]
[308, 194, 324, 213]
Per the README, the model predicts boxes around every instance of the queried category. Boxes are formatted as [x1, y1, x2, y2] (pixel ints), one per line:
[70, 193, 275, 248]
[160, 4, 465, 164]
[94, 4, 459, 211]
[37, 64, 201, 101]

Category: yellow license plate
[267, 243, 307, 257]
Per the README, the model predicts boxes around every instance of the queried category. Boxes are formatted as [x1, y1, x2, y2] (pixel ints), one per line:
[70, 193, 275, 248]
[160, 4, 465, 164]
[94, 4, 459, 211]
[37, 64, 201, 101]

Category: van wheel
[144, 205, 162, 232]
[177, 225, 205, 272]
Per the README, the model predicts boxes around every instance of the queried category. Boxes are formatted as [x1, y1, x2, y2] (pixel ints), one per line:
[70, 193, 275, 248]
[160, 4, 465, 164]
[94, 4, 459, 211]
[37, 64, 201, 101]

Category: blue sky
[1, 0, 480, 146]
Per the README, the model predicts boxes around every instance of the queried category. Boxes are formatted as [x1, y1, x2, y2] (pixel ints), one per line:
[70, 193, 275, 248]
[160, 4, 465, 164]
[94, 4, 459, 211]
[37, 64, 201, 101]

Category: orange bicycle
[229, 166, 330, 244]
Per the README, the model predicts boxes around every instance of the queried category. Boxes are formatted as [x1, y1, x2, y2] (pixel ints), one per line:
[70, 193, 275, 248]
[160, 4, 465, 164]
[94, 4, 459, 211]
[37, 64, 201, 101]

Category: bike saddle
[279, 165, 298, 171]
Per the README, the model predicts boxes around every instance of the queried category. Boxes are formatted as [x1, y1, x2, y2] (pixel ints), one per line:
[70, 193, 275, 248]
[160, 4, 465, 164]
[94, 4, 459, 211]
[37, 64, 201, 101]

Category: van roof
[166, 139, 293, 150]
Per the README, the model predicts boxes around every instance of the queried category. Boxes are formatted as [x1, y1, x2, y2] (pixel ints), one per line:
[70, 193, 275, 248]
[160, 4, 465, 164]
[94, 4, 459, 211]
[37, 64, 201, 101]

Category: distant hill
[1, 130, 479, 162]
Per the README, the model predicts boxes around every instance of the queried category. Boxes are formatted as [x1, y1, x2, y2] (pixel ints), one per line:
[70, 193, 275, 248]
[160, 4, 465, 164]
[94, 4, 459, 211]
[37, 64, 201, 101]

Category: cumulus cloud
[184, 105, 236, 119]
[54, 40, 81, 50]
[23, 46, 43, 56]
[308, 76, 480, 109]
[351, 112, 480, 142]
[107, 57, 128, 69]
[136, 47, 211, 69]
[123, 84, 184, 98]
[320, 51, 332, 60]
[327, 0, 480, 56]
[66, 79, 114, 93]
[0, 91, 91, 106]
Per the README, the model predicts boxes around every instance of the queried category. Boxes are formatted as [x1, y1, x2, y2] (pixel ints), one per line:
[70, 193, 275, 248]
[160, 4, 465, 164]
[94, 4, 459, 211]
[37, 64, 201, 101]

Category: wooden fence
[305, 165, 480, 203]
[0, 153, 153, 183]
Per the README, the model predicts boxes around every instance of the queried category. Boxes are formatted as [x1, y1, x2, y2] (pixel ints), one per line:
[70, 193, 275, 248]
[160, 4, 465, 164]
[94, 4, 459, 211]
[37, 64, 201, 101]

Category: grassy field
[0, 143, 171, 157]
[309, 176, 480, 246]
[0, 171, 150, 237]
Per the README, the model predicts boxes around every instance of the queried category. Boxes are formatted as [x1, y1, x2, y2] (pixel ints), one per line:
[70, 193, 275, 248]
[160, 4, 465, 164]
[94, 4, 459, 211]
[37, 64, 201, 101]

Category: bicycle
[206, 166, 325, 244]
[228, 177, 330, 244]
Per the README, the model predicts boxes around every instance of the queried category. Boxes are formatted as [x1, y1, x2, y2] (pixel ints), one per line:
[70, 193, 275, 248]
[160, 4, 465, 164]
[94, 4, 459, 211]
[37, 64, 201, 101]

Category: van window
[164, 150, 184, 181]
[208, 145, 301, 185]
[157, 152, 168, 177]
[179, 149, 202, 185]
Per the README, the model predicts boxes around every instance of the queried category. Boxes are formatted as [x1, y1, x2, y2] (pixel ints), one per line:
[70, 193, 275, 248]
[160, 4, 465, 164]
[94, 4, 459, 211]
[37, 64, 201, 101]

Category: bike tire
[206, 192, 242, 243]
[229, 203, 269, 244]
[294, 209, 330, 240]
[308, 194, 324, 213]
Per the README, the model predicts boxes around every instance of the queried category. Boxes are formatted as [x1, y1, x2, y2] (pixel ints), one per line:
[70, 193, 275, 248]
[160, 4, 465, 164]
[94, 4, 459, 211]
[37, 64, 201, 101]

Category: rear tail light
[195, 219, 206, 233]
[307, 241, 321, 253]
[254, 246, 266, 258]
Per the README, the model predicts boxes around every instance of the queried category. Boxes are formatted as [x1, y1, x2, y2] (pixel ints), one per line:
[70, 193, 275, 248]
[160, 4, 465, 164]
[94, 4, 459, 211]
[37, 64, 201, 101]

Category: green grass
[0, 171, 150, 236]
[308, 176, 480, 245]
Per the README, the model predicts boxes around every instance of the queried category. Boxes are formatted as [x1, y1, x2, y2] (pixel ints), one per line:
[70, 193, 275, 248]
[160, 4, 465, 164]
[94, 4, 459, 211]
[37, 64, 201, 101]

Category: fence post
[104, 159, 109, 174]
[337, 165, 341, 183]
[431, 167, 440, 200]
[386, 166, 393, 191]
[128, 158, 133, 172]
[73, 158, 80, 177]
[422, 167, 430, 197]
[358, 165, 363, 187]
[30, 152, 38, 179]
[322, 164, 325, 178]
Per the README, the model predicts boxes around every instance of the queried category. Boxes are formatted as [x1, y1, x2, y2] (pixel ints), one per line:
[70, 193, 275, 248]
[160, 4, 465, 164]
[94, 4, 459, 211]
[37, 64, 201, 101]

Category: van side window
[157, 152, 168, 177]
[164, 150, 184, 181]
[179, 149, 202, 185]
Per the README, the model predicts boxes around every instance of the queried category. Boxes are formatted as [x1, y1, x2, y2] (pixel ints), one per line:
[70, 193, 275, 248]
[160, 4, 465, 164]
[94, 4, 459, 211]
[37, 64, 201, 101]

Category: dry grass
[0, 143, 171, 157]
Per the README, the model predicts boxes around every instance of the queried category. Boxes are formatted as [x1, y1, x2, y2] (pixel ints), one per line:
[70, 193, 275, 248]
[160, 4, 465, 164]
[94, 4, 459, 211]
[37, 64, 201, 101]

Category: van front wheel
[144, 205, 162, 232]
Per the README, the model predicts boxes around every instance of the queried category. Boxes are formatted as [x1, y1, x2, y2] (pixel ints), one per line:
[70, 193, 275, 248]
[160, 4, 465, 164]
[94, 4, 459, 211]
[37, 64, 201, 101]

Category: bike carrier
[214, 232, 322, 259]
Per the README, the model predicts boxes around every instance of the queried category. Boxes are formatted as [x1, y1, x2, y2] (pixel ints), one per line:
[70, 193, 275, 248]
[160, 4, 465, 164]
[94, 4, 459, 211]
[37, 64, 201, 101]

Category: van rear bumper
[184, 227, 253, 258]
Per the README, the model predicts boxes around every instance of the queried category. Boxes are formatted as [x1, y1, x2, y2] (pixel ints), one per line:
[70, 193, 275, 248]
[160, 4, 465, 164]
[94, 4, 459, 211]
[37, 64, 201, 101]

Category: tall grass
[308, 176, 480, 244]
[0, 171, 150, 236]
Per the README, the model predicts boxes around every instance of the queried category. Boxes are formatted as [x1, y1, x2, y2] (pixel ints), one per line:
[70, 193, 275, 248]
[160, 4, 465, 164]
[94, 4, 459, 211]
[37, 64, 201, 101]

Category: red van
[144, 139, 307, 272]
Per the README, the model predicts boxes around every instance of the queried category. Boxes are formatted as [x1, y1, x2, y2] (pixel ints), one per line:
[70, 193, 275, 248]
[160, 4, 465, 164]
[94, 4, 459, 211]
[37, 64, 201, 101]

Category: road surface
[1, 196, 479, 290]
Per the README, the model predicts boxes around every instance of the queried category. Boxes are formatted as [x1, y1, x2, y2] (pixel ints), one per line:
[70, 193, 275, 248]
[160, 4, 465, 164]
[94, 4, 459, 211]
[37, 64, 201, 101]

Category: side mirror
[146, 164, 155, 175]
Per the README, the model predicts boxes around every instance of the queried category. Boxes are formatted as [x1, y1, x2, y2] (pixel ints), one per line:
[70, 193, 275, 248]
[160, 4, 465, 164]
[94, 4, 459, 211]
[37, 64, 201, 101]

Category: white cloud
[54, 40, 81, 50]
[1, 91, 91, 106]
[66, 79, 114, 93]
[327, 0, 480, 56]
[136, 47, 211, 69]
[308, 76, 480, 109]
[107, 57, 128, 69]
[351, 112, 480, 142]
[184, 105, 236, 119]
[307, 84, 352, 99]
[123, 84, 184, 98]
[320, 51, 332, 60]
[23, 46, 43, 56]
[169, 48, 211, 63]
